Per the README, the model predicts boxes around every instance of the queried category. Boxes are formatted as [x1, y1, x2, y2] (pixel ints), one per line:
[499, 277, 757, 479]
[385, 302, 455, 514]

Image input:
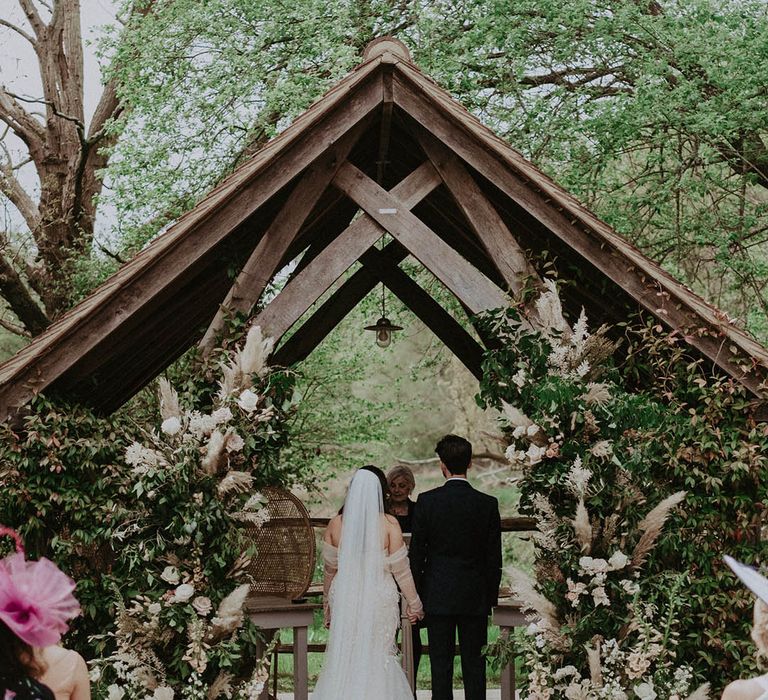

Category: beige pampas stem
[209, 583, 250, 642]
[572, 497, 592, 553]
[631, 491, 687, 568]
[207, 671, 233, 700]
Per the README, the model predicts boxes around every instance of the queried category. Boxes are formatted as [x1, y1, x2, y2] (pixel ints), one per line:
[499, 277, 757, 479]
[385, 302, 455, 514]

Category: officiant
[387, 465, 423, 682]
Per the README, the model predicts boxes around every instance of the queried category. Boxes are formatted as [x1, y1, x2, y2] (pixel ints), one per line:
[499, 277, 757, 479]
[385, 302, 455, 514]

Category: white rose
[512, 425, 527, 439]
[634, 683, 657, 700]
[591, 586, 610, 607]
[192, 596, 213, 616]
[226, 431, 245, 453]
[160, 566, 180, 585]
[173, 583, 195, 603]
[237, 389, 260, 413]
[147, 602, 162, 615]
[211, 407, 233, 425]
[608, 550, 629, 570]
[526, 444, 546, 465]
[107, 685, 125, 700]
[526, 424, 540, 437]
[153, 687, 174, 700]
[161, 416, 182, 436]
[505, 444, 519, 462]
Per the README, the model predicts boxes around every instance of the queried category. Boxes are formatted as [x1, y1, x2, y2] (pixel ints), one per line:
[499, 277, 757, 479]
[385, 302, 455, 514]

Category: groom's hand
[406, 606, 424, 623]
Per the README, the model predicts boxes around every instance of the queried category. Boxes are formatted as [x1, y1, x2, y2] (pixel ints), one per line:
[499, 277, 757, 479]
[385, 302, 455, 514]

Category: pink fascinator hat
[0, 526, 80, 647]
[724, 554, 768, 605]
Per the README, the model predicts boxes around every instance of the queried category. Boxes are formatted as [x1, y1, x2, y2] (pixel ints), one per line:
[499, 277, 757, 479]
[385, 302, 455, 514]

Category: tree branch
[0, 237, 49, 335]
[16, 0, 46, 37]
[0, 18, 36, 45]
[0, 86, 45, 156]
[0, 154, 41, 232]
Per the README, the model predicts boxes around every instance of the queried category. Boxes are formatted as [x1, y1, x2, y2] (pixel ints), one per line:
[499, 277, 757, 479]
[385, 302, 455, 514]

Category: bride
[313, 466, 425, 699]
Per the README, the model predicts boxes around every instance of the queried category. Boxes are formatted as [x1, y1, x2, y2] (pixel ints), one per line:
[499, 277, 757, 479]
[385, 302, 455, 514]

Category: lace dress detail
[312, 543, 421, 699]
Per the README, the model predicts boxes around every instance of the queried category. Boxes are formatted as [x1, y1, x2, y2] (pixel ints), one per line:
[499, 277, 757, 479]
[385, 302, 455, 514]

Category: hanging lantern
[365, 283, 402, 347]
[364, 316, 403, 348]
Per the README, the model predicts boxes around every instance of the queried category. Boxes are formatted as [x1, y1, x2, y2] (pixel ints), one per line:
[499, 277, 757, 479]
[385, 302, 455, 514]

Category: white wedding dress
[312, 470, 423, 699]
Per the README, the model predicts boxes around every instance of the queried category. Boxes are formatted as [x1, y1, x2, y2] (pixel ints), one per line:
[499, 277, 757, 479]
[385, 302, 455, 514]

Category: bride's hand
[406, 606, 424, 623]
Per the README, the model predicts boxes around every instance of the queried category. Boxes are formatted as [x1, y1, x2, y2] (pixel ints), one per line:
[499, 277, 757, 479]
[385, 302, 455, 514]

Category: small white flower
[192, 596, 212, 616]
[211, 406, 233, 424]
[620, 579, 640, 595]
[172, 583, 195, 603]
[160, 566, 180, 585]
[106, 685, 124, 700]
[608, 550, 629, 570]
[147, 602, 162, 615]
[512, 369, 526, 387]
[160, 416, 182, 436]
[88, 666, 101, 682]
[526, 424, 540, 437]
[576, 360, 591, 378]
[512, 426, 527, 440]
[237, 389, 260, 413]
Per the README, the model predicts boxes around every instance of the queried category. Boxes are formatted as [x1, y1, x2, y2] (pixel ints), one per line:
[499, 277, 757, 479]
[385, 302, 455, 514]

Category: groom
[409, 434, 502, 700]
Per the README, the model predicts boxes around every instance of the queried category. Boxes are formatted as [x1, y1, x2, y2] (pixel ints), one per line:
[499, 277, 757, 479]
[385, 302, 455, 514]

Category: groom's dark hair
[435, 434, 472, 474]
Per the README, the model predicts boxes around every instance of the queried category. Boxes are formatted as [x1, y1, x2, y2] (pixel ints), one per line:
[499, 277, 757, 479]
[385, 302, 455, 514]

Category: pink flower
[0, 553, 80, 647]
[5, 690, 17, 700]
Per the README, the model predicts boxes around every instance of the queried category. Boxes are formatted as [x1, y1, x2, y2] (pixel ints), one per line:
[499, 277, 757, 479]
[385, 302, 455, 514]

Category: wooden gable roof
[1, 37, 766, 418]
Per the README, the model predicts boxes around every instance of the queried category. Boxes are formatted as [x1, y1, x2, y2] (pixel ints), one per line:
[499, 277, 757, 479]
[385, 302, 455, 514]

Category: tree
[0, 1, 157, 333]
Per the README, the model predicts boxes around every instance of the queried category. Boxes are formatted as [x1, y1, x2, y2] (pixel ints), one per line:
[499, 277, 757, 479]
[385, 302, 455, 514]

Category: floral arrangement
[479, 282, 708, 700]
[91, 326, 291, 699]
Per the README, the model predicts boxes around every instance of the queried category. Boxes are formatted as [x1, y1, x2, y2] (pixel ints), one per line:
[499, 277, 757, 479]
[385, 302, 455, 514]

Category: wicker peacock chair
[243, 487, 316, 601]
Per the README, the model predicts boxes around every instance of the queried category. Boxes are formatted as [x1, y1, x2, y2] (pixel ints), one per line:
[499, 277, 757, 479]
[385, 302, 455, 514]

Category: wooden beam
[376, 68, 394, 184]
[391, 69, 768, 396]
[199, 121, 369, 353]
[253, 161, 442, 342]
[272, 242, 409, 366]
[415, 129, 543, 299]
[0, 69, 385, 420]
[332, 161, 509, 314]
[359, 247, 485, 378]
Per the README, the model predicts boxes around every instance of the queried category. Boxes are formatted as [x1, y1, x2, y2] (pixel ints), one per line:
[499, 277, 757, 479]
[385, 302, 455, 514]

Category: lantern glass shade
[364, 317, 402, 347]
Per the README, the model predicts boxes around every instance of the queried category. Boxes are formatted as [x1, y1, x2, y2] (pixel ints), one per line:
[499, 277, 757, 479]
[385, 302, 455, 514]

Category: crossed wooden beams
[200, 124, 545, 375]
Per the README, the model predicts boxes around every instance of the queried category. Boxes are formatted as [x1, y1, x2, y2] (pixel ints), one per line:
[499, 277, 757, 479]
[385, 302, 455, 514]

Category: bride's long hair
[320, 467, 390, 694]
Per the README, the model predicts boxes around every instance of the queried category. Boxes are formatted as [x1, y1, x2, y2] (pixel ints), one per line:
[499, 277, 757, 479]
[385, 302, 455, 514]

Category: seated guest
[722, 556, 768, 700]
[387, 465, 417, 533]
[0, 527, 82, 700]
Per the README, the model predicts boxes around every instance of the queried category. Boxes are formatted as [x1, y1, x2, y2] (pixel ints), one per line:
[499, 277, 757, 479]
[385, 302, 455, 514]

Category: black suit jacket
[409, 479, 502, 617]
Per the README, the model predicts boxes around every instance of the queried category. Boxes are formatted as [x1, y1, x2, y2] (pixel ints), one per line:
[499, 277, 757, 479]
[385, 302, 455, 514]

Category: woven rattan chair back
[244, 487, 315, 600]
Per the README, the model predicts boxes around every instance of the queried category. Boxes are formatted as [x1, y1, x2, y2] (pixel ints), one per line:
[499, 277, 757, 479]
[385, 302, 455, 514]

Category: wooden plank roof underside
[1, 38, 767, 417]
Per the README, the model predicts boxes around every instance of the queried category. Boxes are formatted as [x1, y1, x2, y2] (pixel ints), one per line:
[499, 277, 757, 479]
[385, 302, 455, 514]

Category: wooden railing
[309, 516, 537, 532]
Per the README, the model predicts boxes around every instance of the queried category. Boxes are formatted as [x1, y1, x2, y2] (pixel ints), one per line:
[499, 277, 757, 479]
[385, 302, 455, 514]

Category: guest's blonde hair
[752, 599, 768, 656]
[387, 465, 416, 492]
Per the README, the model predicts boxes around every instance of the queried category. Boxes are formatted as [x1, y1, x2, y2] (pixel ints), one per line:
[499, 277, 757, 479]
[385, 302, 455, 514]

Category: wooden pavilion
[1, 37, 767, 419]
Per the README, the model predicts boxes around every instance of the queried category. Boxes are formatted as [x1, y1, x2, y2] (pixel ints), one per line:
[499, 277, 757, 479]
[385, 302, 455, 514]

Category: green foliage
[477, 299, 767, 690]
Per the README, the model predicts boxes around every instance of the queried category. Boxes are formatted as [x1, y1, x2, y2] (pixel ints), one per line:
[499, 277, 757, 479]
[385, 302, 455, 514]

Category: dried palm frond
[631, 491, 687, 568]
[585, 639, 603, 686]
[508, 568, 560, 629]
[207, 671, 234, 700]
[158, 378, 181, 420]
[217, 470, 253, 497]
[572, 497, 592, 553]
[685, 683, 710, 700]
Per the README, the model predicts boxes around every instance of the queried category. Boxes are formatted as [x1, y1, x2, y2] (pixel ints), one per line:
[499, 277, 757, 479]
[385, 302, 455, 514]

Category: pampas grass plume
[585, 640, 603, 686]
[631, 491, 686, 568]
[158, 378, 180, 420]
[508, 568, 560, 629]
[572, 497, 592, 553]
